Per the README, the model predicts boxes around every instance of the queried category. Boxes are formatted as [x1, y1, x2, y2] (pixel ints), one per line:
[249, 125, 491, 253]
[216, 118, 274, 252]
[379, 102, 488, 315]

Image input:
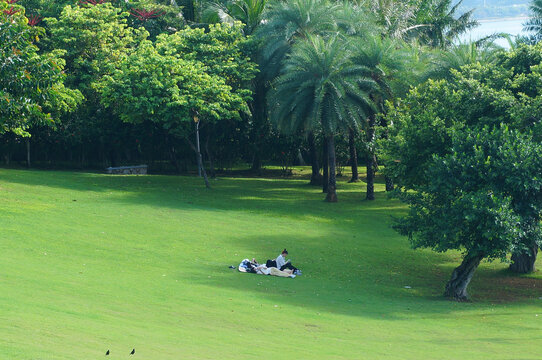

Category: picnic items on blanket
[238, 259, 257, 273]
[238, 259, 296, 278]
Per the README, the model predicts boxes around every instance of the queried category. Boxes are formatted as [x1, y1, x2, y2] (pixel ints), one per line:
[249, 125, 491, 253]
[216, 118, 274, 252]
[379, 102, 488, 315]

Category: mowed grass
[1, 168, 541, 360]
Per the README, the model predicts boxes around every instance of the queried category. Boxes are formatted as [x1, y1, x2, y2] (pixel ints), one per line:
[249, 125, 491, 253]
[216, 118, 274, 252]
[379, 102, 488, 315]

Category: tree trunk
[182, 0, 195, 22]
[109, 148, 117, 168]
[348, 128, 359, 183]
[196, 150, 210, 188]
[325, 135, 338, 202]
[308, 132, 322, 186]
[366, 115, 376, 200]
[26, 138, 31, 168]
[186, 138, 211, 189]
[366, 156, 375, 200]
[204, 132, 216, 178]
[80, 144, 85, 169]
[322, 136, 329, 193]
[251, 154, 261, 174]
[249, 79, 268, 175]
[385, 176, 394, 192]
[444, 253, 484, 301]
[168, 145, 181, 173]
[510, 243, 538, 274]
[296, 149, 305, 166]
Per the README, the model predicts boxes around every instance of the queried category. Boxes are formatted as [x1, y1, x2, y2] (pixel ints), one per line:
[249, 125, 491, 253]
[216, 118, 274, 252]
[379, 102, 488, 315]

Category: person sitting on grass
[275, 249, 301, 275]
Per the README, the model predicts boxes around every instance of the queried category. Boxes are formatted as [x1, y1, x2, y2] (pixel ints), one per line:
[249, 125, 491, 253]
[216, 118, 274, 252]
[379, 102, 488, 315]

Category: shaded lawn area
[1, 168, 541, 359]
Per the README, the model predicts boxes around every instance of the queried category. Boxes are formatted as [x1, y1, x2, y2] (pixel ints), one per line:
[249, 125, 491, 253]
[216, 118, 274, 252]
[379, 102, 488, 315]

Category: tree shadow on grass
[3, 168, 541, 308]
[0, 168, 399, 221]
[193, 229, 542, 323]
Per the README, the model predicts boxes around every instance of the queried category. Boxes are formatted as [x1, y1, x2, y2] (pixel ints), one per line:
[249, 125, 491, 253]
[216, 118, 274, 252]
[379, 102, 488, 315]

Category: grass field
[1, 168, 541, 359]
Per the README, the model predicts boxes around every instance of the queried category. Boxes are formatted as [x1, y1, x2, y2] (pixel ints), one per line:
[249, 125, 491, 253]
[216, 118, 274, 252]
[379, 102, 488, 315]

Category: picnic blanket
[237, 259, 295, 278]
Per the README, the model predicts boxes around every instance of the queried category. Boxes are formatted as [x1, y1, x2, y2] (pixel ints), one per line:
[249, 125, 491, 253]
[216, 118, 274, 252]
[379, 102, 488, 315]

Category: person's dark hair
[282, 249, 288, 255]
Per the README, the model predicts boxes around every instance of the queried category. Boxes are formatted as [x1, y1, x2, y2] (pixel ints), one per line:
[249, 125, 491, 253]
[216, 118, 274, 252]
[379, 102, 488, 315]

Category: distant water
[460, 17, 528, 47]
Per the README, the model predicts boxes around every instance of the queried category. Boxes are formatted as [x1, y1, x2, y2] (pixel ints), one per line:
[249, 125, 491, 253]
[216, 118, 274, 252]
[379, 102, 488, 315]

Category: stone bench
[106, 165, 148, 175]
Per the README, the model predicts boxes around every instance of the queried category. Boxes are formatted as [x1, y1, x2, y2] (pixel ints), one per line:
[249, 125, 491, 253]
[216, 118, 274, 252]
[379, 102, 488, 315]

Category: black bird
[105, 350, 110, 355]
[130, 348, 135, 355]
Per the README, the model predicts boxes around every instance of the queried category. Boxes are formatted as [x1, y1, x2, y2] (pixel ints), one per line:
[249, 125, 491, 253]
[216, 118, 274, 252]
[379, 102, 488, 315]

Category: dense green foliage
[383, 43, 542, 190]
[1, 0, 480, 174]
[0, 2, 80, 135]
[99, 24, 255, 136]
[394, 126, 542, 300]
[383, 42, 542, 298]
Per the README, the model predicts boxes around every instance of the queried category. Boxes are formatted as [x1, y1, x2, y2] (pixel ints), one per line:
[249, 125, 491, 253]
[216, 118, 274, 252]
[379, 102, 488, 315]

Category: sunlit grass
[1, 168, 541, 359]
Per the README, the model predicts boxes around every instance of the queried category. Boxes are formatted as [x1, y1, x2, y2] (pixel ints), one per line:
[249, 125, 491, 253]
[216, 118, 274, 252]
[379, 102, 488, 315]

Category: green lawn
[1, 168, 541, 359]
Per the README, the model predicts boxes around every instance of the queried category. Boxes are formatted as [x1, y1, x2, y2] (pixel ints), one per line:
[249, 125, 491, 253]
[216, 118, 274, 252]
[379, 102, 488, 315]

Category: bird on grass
[130, 348, 135, 355]
[105, 349, 110, 355]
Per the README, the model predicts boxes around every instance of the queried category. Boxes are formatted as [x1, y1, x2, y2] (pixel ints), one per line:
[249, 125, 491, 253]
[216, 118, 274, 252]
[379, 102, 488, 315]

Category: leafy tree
[46, 4, 146, 94]
[201, 0, 271, 174]
[155, 23, 256, 96]
[269, 35, 374, 202]
[153, 22, 257, 176]
[46, 3, 147, 167]
[98, 35, 251, 187]
[394, 126, 542, 301]
[17, 0, 73, 21]
[385, 44, 542, 273]
[1, 1, 80, 137]
[383, 65, 527, 190]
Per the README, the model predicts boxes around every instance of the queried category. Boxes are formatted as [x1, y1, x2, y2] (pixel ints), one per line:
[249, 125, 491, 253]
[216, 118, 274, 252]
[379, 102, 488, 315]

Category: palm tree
[410, 0, 478, 48]
[208, 0, 341, 175]
[269, 35, 374, 202]
[426, 40, 501, 80]
[524, 0, 542, 43]
[257, 0, 341, 79]
[203, 0, 266, 35]
[361, 0, 421, 39]
[350, 36, 405, 200]
[253, 0, 341, 178]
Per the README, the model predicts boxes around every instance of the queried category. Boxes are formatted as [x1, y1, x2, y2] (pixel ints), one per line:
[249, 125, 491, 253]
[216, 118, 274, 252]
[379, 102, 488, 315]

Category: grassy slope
[1, 168, 541, 359]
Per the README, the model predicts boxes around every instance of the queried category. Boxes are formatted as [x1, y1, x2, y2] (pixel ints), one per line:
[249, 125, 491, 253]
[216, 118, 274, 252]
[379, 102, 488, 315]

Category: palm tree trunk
[325, 135, 338, 202]
[366, 115, 376, 200]
[308, 132, 322, 186]
[348, 128, 359, 183]
[322, 136, 329, 193]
